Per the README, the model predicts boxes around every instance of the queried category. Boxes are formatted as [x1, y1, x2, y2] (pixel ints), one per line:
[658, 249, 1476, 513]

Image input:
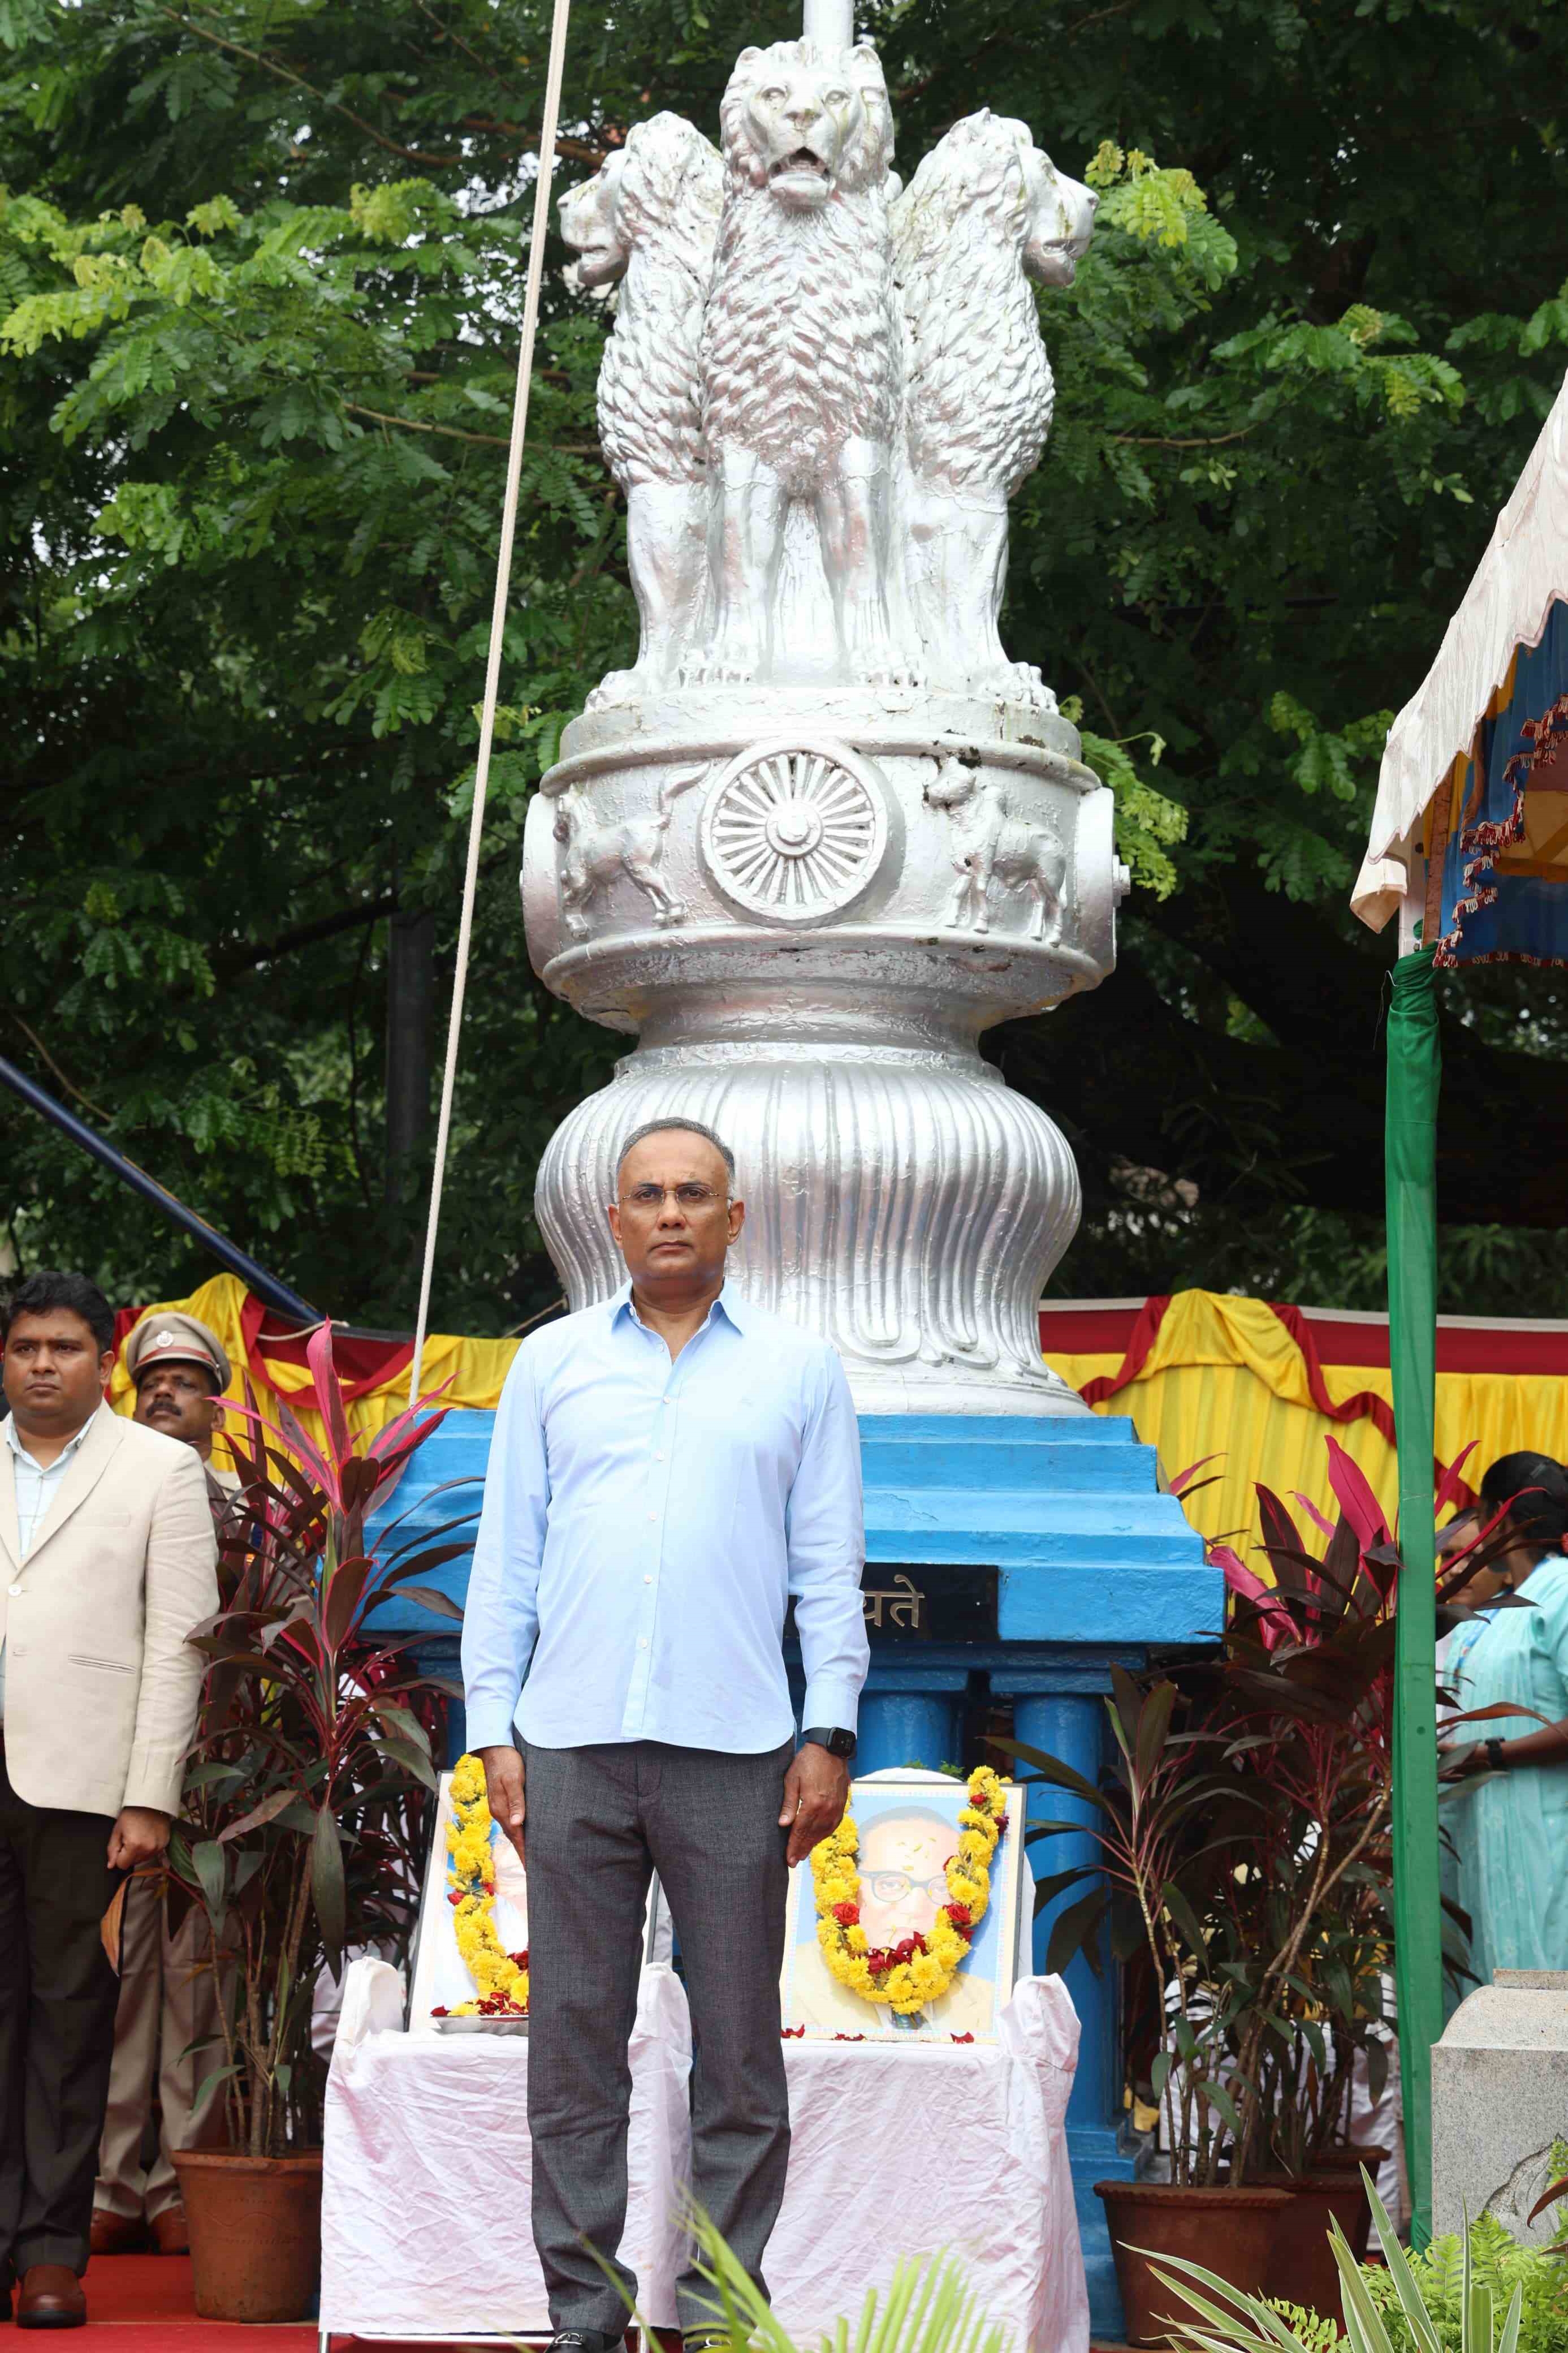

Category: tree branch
[8, 1015, 113, 1124]
[411, 0, 522, 104]
[1065, 0, 1137, 33]
[1107, 429, 1258, 449]
[345, 403, 602, 456]
[217, 895, 398, 979]
[456, 116, 612, 167]
[347, 404, 508, 449]
[157, 9, 463, 169]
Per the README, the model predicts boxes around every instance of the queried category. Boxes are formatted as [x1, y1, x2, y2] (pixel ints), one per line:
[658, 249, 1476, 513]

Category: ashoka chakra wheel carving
[700, 738, 889, 925]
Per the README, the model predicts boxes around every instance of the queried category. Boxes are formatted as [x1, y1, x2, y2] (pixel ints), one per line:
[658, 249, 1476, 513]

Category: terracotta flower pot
[172, 2148, 323, 2322]
[1309, 2141, 1390, 2180]
[1261, 2152, 1388, 2320]
[1095, 2180, 1294, 2349]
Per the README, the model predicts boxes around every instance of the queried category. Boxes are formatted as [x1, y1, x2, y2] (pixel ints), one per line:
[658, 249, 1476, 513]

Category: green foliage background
[1363, 2212, 1568, 2353]
[5, 0, 1568, 1326]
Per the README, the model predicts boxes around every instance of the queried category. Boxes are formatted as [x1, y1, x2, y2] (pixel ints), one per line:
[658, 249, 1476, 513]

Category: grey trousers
[522, 1738, 793, 2340]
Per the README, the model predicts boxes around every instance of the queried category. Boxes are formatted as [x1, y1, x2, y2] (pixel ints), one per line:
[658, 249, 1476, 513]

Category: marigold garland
[811, 1765, 1009, 2016]
[432, 1751, 529, 2019]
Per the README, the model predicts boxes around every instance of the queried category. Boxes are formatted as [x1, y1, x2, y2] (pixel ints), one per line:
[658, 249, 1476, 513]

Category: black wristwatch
[801, 1726, 857, 1761]
[1484, 1736, 1510, 1773]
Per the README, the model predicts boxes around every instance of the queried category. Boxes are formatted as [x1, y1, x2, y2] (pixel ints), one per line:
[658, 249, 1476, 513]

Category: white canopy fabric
[1353, 365, 1568, 933]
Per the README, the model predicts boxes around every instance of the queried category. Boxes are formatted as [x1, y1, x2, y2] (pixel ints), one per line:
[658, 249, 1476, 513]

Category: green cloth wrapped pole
[1386, 945, 1443, 2248]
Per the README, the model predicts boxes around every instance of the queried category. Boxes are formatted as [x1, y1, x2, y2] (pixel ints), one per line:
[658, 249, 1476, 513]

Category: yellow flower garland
[434, 1752, 529, 2019]
[811, 1766, 1009, 2016]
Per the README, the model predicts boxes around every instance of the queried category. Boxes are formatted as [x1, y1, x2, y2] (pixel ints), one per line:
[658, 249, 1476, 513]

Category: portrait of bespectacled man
[779, 1774, 1025, 2042]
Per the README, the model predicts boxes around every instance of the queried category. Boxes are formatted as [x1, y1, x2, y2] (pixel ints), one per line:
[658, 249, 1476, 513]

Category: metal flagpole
[1385, 928, 1444, 2247]
[407, 0, 574, 1407]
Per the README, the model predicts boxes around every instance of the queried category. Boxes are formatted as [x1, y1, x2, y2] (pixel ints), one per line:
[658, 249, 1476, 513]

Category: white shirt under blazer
[0, 1402, 218, 1816]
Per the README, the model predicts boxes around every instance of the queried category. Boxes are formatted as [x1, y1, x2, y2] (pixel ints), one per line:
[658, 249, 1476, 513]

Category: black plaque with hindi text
[785, 1565, 998, 1645]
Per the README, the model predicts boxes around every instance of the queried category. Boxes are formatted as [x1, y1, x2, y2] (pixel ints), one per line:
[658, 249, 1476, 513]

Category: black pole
[0, 1053, 322, 1327]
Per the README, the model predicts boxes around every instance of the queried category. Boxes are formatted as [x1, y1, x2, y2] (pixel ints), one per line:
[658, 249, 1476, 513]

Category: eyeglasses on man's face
[621, 1181, 726, 1210]
[863, 1869, 951, 1906]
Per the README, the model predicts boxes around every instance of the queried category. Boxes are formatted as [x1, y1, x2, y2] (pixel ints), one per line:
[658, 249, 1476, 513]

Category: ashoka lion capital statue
[525, 0, 1126, 1414]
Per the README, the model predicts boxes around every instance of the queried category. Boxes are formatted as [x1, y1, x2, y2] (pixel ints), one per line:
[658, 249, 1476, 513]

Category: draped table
[319, 1963, 1088, 2353]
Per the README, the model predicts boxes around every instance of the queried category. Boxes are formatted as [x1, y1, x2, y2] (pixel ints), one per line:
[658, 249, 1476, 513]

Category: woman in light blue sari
[1442, 1454, 1568, 1984]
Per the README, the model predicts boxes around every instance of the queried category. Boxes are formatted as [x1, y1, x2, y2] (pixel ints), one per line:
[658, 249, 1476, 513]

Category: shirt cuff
[463, 1700, 522, 1752]
[801, 1679, 861, 1739]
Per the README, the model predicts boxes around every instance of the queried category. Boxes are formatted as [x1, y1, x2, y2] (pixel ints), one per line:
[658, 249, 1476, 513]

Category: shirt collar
[611, 1281, 750, 1337]
[4, 1406, 97, 1470]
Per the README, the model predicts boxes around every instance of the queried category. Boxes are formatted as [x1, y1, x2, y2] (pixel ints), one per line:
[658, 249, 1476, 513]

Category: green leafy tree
[4, 0, 1568, 1322]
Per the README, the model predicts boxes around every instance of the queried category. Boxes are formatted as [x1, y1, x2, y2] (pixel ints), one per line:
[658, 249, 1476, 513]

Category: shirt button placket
[645, 1378, 680, 1735]
[627, 1373, 673, 1739]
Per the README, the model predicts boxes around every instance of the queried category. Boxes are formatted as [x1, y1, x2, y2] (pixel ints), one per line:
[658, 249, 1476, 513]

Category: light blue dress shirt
[461, 1282, 868, 1755]
[0, 1411, 94, 1723]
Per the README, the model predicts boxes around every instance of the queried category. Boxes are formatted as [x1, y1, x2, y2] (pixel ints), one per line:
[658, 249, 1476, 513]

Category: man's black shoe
[546, 2332, 620, 2353]
[683, 2332, 738, 2353]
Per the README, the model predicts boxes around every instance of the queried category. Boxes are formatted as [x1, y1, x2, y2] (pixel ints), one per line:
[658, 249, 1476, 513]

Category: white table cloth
[321, 1960, 694, 2336]
[321, 1962, 1088, 2353]
[765, 1977, 1087, 2353]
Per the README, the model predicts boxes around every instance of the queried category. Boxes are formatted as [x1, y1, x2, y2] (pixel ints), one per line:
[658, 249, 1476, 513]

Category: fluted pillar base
[534, 1036, 1086, 1416]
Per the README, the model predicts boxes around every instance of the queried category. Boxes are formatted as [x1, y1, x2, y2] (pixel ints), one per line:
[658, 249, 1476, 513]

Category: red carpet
[75, 2253, 499, 2348]
[70, 2255, 307, 2346]
[84, 2259, 1126, 2353]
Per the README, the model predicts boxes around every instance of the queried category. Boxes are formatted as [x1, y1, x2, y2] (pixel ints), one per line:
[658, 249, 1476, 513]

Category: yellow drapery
[1040, 1289, 1568, 1546]
[107, 1274, 520, 1473]
[110, 1277, 1565, 1549]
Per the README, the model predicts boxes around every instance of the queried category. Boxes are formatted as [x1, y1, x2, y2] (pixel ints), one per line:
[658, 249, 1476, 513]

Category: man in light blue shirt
[463, 1116, 867, 2353]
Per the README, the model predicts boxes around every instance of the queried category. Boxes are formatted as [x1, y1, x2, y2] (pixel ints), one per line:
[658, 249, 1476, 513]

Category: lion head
[893, 111, 1096, 290]
[1020, 140, 1097, 288]
[718, 38, 894, 208]
[559, 113, 722, 290]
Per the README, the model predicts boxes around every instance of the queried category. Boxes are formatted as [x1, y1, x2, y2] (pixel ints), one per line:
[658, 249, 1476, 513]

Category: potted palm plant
[166, 1328, 470, 2322]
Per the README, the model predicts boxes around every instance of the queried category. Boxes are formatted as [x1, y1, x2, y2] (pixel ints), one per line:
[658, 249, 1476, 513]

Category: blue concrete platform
[368, 1404, 1221, 2335]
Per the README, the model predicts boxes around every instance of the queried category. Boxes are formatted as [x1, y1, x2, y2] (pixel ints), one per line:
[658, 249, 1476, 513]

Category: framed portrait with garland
[407, 1759, 666, 2031]
[779, 1766, 1029, 2043]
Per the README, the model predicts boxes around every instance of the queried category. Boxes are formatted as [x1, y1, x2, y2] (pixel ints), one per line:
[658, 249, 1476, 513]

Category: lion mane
[893, 111, 1055, 501]
[594, 114, 723, 491]
[702, 40, 899, 496]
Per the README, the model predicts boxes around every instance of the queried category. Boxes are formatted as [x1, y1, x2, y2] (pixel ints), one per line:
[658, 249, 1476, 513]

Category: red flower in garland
[430, 2006, 450, 2018]
[832, 1902, 859, 1928]
[945, 1902, 973, 1932]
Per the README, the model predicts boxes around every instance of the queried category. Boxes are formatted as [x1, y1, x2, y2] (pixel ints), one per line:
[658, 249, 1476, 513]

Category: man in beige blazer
[0, 1273, 217, 2330]
[93, 1311, 238, 2259]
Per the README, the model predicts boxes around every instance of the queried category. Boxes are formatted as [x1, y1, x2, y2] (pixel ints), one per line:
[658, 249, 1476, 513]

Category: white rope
[408, 0, 574, 1408]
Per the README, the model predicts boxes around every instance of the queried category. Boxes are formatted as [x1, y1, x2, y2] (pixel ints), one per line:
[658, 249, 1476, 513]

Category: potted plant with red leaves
[1000, 1665, 1289, 2346]
[1215, 1436, 1539, 2310]
[165, 1326, 470, 2323]
[1007, 1437, 1511, 2345]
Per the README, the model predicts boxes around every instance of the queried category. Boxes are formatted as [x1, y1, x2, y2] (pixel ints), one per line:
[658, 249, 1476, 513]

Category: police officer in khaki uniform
[91, 1315, 237, 2259]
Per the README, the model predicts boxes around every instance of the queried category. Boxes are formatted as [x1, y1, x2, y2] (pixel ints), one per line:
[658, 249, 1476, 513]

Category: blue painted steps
[366, 1407, 1220, 1647]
